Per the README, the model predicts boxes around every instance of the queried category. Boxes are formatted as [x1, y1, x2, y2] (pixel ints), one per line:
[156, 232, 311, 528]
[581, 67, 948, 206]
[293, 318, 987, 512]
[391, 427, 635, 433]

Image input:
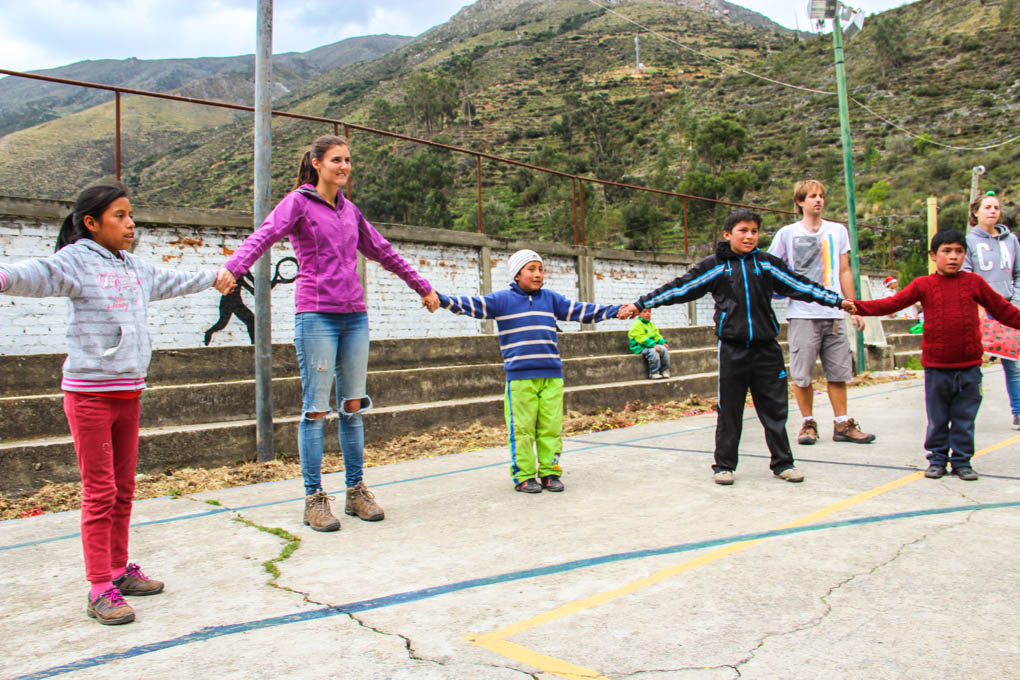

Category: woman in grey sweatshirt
[962, 192, 1020, 429]
[0, 183, 232, 625]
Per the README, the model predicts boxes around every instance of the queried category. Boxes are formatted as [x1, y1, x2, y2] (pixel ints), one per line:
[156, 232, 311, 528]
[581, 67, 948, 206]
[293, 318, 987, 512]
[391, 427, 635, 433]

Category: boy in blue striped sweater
[437, 249, 620, 493]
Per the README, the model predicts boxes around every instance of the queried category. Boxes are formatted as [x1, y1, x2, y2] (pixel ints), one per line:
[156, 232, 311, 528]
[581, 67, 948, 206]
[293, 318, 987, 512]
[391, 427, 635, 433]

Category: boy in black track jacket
[619, 209, 856, 485]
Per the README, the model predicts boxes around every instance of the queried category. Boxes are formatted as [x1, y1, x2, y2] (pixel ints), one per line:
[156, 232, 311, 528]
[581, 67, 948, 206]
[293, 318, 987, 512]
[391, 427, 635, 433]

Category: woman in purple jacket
[219, 135, 438, 532]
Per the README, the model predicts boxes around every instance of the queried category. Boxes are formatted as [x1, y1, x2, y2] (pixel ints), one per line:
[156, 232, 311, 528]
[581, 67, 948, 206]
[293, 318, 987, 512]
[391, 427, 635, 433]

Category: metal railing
[0, 68, 890, 255]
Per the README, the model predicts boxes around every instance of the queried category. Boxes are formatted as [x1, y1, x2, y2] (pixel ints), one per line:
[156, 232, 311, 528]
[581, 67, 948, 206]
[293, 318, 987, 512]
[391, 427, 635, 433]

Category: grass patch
[231, 517, 302, 582]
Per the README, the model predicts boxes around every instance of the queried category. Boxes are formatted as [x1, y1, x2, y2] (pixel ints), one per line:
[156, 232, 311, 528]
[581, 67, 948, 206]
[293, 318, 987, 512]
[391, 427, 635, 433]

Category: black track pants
[713, 339, 795, 473]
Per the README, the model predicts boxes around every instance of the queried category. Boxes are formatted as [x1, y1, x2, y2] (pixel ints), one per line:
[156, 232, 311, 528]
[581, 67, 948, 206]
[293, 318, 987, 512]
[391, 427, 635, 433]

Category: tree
[692, 116, 746, 175]
[356, 147, 454, 229]
[443, 55, 478, 127]
[403, 72, 459, 135]
[871, 16, 908, 79]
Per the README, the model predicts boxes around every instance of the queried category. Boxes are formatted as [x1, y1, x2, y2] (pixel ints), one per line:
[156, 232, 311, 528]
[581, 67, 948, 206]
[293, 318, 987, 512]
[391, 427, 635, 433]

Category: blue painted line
[571, 440, 1020, 480]
[0, 463, 506, 552]
[0, 380, 926, 552]
[12, 500, 1019, 680]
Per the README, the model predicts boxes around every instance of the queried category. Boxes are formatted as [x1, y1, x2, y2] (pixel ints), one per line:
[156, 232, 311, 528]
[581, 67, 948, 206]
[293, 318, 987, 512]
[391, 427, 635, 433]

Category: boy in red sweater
[853, 229, 1020, 480]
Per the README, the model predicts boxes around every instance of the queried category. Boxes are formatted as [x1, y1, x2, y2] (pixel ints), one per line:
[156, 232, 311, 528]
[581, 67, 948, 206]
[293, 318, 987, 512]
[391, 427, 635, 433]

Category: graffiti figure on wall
[203, 257, 298, 345]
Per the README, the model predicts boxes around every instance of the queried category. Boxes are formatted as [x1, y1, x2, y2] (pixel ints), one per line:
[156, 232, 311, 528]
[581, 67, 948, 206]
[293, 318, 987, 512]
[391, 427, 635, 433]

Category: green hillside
[2, 0, 1017, 277]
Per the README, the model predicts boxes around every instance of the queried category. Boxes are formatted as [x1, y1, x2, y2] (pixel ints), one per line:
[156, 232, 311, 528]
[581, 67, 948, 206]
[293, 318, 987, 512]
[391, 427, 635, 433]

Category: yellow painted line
[467, 433, 1020, 678]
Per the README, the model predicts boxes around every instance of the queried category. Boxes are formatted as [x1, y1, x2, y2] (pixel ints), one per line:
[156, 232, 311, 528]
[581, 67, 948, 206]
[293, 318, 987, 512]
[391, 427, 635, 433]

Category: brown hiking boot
[797, 418, 818, 445]
[833, 418, 876, 444]
[87, 587, 135, 625]
[303, 491, 341, 532]
[345, 481, 385, 521]
[113, 563, 164, 596]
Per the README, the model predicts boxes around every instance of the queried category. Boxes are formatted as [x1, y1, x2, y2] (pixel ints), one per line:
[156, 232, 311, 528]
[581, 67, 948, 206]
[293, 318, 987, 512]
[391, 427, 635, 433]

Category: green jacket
[628, 318, 667, 354]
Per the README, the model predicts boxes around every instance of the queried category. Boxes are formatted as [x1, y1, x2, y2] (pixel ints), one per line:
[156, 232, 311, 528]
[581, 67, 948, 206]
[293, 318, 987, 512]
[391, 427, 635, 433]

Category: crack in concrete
[728, 511, 974, 674]
[342, 610, 543, 678]
[229, 510, 537, 678]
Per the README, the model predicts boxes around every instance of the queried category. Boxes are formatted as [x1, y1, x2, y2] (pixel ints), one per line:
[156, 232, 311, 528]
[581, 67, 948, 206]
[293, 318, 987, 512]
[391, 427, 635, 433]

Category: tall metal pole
[253, 0, 274, 462]
[831, 14, 866, 371]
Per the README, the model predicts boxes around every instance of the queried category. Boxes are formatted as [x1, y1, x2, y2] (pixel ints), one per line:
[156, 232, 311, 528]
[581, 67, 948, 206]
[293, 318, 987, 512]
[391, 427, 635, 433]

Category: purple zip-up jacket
[224, 185, 431, 314]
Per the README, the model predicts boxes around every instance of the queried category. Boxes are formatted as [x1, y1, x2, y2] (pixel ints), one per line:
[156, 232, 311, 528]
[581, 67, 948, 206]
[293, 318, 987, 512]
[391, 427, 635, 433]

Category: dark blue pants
[924, 366, 982, 470]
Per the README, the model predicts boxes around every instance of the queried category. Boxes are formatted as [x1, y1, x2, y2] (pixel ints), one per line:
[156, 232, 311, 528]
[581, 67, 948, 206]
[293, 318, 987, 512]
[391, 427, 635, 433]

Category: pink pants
[63, 392, 140, 584]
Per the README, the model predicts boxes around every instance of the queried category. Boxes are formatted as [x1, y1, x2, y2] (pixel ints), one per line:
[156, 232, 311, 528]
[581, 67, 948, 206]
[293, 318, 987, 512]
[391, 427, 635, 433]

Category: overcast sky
[2, 0, 915, 74]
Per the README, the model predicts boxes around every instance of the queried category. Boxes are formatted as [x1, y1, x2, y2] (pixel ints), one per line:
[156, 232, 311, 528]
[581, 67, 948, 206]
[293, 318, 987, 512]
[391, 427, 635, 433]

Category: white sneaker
[775, 467, 805, 483]
[713, 470, 734, 485]
[650, 373, 664, 379]
[661, 369, 670, 378]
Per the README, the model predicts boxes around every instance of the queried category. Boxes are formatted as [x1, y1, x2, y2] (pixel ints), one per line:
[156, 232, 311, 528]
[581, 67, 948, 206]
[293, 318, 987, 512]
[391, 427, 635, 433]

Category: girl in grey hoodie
[962, 192, 1020, 429]
[0, 183, 233, 625]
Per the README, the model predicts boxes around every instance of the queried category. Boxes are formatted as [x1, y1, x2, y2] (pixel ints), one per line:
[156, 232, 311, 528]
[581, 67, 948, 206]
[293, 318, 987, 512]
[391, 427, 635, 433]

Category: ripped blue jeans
[294, 312, 371, 495]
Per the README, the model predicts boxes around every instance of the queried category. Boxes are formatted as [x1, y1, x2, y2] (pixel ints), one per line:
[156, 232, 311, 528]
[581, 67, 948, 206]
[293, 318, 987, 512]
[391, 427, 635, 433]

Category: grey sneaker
[345, 481, 385, 521]
[713, 470, 734, 485]
[775, 467, 805, 483]
[952, 467, 979, 481]
[1013, 414, 1020, 430]
[924, 464, 947, 479]
[303, 491, 341, 532]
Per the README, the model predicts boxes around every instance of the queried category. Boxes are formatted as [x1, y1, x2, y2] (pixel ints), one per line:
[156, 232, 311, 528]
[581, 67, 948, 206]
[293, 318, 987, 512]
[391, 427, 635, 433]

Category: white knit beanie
[508, 249, 542, 281]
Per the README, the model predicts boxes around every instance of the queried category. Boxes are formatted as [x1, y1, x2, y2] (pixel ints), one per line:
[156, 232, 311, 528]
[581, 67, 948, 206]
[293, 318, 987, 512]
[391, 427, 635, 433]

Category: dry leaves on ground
[0, 396, 719, 520]
[2, 372, 919, 520]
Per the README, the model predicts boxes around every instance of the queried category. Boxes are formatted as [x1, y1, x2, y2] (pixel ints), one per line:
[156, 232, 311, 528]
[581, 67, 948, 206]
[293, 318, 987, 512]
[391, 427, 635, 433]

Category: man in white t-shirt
[768, 180, 875, 446]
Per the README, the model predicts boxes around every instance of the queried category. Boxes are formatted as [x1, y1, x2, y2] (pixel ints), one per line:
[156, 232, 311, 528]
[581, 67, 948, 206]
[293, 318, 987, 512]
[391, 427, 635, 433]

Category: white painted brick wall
[7, 208, 886, 356]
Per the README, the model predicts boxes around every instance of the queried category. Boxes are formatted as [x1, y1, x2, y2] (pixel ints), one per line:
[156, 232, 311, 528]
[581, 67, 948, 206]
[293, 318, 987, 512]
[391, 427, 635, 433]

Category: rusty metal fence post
[115, 91, 122, 181]
[476, 156, 483, 234]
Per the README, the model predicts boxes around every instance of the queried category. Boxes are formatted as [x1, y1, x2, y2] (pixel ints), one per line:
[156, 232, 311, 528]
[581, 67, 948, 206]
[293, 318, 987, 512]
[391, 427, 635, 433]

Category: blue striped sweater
[438, 283, 620, 380]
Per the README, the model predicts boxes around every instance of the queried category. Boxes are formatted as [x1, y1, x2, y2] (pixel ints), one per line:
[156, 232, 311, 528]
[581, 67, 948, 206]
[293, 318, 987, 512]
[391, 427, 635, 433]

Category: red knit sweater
[854, 271, 1020, 369]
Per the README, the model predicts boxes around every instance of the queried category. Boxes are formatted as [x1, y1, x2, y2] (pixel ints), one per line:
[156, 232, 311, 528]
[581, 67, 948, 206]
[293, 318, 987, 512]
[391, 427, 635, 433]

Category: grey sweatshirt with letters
[0, 238, 215, 392]
[963, 224, 1020, 308]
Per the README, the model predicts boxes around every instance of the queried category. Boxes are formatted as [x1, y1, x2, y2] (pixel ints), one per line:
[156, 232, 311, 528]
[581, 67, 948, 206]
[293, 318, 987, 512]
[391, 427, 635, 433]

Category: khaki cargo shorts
[787, 317, 853, 387]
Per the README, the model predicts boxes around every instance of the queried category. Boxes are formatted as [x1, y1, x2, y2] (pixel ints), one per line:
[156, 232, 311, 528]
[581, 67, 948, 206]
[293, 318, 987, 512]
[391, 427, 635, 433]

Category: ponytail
[292, 135, 349, 190]
[56, 182, 128, 252]
[294, 151, 318, 189]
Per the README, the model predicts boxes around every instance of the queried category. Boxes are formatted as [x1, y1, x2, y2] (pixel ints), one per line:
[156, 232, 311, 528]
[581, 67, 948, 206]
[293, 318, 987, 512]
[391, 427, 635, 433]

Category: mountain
[0, 34, 411, 138]
[1, 0, 1017, 274]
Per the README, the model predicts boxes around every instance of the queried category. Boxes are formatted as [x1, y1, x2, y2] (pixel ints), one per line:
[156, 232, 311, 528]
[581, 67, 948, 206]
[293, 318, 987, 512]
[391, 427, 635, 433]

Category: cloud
[1, 0, 472, 73]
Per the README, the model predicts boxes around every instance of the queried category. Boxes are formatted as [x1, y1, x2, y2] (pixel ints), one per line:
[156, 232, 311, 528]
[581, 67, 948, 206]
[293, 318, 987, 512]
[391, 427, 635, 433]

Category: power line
[583, 0, 1019, 151]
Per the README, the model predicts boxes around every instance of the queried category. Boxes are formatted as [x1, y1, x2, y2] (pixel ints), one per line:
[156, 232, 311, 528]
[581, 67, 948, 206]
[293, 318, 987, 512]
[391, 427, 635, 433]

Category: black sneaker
[924, 465, 947, 479]
[515, 478, 542, 493]
[540, 475, 565, 492]
[952, 467, 978, 481]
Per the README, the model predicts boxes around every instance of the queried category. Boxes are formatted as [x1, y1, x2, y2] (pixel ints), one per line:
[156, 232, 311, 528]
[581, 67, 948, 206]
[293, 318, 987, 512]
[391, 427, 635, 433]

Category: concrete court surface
[1, 367, 1019, 680]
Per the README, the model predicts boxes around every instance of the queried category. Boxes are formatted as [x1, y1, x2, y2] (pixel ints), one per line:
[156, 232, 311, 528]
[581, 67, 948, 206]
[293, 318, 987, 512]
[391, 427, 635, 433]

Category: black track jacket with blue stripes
[634, 241, 843, 345]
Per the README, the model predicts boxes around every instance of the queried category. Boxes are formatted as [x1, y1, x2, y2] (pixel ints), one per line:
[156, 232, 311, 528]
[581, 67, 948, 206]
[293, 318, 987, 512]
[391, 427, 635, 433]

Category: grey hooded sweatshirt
[963, 224, 1020, 308]
[0, 238, 215, 392]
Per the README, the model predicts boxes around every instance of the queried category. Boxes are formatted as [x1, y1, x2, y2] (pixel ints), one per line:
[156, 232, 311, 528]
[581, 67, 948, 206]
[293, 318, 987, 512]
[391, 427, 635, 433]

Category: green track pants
[504, 377, 564, 483]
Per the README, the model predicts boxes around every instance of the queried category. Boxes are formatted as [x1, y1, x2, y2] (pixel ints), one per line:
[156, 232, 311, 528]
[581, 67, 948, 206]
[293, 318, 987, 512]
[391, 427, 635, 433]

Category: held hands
[840, 299, 858, 315]
[618, 303, 639, 320]
[214, 268, 237, 295]
[421, 289, 440, 313]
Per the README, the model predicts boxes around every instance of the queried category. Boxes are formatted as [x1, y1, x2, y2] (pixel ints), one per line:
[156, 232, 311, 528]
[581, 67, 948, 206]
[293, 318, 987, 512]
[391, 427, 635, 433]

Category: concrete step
[0, 371, 719, 496]
[0, 340, 737, 442]
[1, 328, 725, 397]
[886, 332, 922, 350]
